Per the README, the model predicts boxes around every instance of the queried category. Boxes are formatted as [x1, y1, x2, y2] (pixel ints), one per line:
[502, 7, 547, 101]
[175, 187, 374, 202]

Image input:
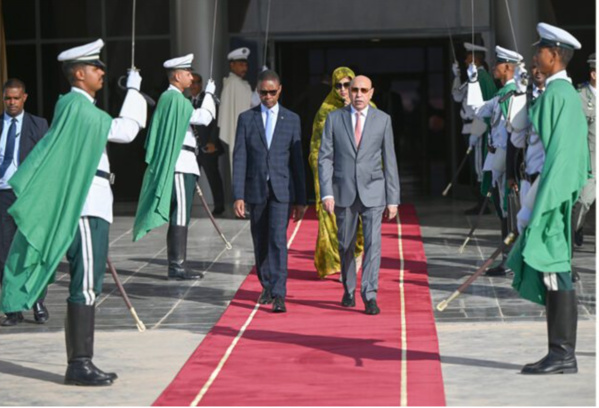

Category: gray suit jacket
[318, 105, 400, 208]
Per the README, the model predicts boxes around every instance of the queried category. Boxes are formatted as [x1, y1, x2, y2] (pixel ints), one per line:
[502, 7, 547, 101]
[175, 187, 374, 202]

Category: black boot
[521, 290, 578, 374]
[64, 303, 117, 386]
[167, 225, 204, 280]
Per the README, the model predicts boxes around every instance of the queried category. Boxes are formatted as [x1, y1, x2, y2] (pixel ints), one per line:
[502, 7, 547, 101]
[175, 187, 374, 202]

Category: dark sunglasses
[335, 81, 351, 90]
[259, 89, 278, 96]
[351, 87, 371, 94]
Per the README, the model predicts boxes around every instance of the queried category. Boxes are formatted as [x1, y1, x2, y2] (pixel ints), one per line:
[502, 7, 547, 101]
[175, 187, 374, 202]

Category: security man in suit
[190, 73, 225, 216]
[0, 78, 49, 326]
[233, 69, 306, 313]
[572, 53, 596, 246]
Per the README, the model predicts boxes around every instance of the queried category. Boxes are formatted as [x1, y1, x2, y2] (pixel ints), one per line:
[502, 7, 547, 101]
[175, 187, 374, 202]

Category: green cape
[133, 89, 193, 241]
[507, 79, 590, 304]
[478, 68, 498, 195]
[496, 81, 517, 211]
[1, 91, 112, 312]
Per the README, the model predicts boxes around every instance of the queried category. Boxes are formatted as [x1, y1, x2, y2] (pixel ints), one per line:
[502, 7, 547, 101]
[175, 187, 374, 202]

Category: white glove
[261, 65, 269, 72]
[452, 62, 460, 77]
[469, 134, 479, 147]
[126, 69, 142, 91]
[467, 63, 478, 82]
[205, 79, 216, 95]
[514, 63, 528, 94]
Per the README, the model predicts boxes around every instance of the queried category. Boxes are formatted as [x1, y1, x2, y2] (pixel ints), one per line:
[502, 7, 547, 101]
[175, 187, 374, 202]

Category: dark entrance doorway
[276, 38, 454, 203]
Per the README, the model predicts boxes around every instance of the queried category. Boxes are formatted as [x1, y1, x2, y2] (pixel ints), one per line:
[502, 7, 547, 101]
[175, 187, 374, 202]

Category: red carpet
[154, 205, 445, 406]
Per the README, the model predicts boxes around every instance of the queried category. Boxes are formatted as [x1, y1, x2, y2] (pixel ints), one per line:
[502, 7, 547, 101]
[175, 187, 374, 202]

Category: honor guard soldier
[218, 47, 253, 175]
[0, 39, 147, 385]
[507, 23, 589, 375]
[452, 42, 497, 214]
[572, 53, 596, 246]
[133, 54, 216, 280]
[510, 61, 546, 228]
[471, 46, 522, 276]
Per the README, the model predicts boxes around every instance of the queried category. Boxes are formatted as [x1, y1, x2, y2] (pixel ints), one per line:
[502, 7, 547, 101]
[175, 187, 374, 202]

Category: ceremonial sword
[107, 257, 146, 332]
[458, 190, 492, 253]
[117, 0, 156, 106]
[442, 146, 472, 197]
[195, 182, 232, 250]
[437, 232, 516, 311]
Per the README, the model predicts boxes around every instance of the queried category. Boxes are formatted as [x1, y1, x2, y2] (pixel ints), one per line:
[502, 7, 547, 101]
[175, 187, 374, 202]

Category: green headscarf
[308, 67, 355, 169]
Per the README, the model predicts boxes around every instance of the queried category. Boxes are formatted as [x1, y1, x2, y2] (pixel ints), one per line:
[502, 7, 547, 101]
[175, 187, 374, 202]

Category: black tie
[0, 118, 17, 178]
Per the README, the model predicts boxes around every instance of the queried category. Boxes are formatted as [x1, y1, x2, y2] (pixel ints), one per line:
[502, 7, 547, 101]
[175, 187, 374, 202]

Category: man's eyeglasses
[259, 89, 278, 96]
[351, 87, 371, 94]
[335, 82, 351, 90]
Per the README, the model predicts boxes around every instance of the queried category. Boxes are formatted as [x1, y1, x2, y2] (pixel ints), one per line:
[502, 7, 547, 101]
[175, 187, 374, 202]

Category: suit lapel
[358, 108, 375, 153]
[252, 108, 268, 149]
[19, 113, 31, 163]
[270, 107, 285, 150]
[342, 106, 357, 153]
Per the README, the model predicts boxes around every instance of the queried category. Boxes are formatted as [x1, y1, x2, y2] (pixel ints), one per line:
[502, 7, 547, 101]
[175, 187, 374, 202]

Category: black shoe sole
[64, 379, 113, 386]
[341, 300, 356, 307]
[521, 367, 578, 375]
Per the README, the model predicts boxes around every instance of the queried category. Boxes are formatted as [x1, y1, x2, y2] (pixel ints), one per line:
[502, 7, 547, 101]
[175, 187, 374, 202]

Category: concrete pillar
[173, 0, 231, 213]
[494, 0, 540, 64]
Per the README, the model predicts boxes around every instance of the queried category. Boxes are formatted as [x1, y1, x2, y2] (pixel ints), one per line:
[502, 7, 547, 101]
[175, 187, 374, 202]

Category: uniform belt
[182, 145, 198, 155]
[524, 172, 539, 184]
[95, 170, 115, 185]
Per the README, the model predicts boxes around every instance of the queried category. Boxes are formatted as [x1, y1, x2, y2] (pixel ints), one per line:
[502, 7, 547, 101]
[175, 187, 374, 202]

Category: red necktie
[354, 112, 362, 146]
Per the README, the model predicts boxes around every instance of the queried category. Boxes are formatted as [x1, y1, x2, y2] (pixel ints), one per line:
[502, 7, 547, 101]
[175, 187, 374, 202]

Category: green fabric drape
[1, 91, 112, 312]
[133, 90, 193, 241]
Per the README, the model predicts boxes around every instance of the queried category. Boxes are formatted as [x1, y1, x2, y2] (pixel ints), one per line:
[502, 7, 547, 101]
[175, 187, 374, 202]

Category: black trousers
[197, 151, 224, 209]
[248, 182, 291, 299]
[0, 189, 17, 284]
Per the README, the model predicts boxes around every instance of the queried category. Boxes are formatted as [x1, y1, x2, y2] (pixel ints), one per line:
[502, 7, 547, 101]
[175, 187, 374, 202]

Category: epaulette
[577, 81, 590, 92]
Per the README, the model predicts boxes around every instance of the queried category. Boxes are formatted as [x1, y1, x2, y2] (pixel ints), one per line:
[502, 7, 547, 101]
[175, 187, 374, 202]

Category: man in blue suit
[233, 70, 306, 313]
[0, 78, 49, 326]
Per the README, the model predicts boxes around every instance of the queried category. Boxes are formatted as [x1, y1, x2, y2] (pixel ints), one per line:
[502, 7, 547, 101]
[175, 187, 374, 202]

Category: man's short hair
[257, 70, 280, 85]
[62, 62, 88, 85]
[192, 72, 203, 82]
[544, 46, 574, 67]
[3, 78, 26, 93]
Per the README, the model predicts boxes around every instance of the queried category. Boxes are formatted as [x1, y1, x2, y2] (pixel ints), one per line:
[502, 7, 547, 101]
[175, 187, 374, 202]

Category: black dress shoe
[212, 206, 225, 216]
[33, 301, 50, 324]
[258, 288, 273, 305]
[64, 360, 114, 386]
[485, 265, 507, 277]
[364, 299, 380, 315]
[272, 297, 286, 313]
[168, 268, 204, 280]
[1, 312, 24, 327]
[572, 270, 581, 283]
[341, 292, 355, 307]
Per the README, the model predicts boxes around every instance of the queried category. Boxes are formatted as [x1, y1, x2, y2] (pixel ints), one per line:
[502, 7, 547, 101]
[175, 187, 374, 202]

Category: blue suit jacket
[0, 111, 48, 164]
[232, 104, 306, 205]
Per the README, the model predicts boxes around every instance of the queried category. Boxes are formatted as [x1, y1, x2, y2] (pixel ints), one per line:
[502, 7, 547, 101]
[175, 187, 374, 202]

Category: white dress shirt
[350, 105, 368, 136]
[0, 111, 24, 190]
[72, 87, 141, 223]
[168, 85, 214, 176]
[260, 102, 279, 145]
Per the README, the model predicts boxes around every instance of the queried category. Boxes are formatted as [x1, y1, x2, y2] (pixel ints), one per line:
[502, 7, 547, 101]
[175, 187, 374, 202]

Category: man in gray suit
[318, 75, 400, 315]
